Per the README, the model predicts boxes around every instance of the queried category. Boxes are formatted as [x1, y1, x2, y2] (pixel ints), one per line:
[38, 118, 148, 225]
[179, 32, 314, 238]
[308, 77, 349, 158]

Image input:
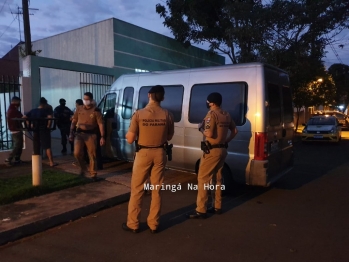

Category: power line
[0, 0, 8, 15]
[0, 17, 16, 40]
[11, 5, 38, 43]
[326, 35, 344, 64]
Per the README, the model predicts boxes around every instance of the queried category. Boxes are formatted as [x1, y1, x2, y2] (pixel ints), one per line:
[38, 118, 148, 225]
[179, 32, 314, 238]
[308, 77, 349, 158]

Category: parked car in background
[302, 115, 342, 143]
[314, 111, 349, 128]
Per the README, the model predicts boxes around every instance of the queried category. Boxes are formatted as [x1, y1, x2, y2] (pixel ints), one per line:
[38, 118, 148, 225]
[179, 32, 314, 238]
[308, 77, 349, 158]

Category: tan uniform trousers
[74, 133, 97, 177]
[196, 148, 227, 213]
[127, 148, 167, 230]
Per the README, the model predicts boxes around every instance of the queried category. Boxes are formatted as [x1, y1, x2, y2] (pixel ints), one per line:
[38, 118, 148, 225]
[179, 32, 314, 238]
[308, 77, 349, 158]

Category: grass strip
[0, 170, 91, 205]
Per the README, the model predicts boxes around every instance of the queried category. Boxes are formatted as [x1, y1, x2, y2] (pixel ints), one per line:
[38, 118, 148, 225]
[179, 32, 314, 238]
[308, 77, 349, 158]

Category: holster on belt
[201, 141, 211, 154]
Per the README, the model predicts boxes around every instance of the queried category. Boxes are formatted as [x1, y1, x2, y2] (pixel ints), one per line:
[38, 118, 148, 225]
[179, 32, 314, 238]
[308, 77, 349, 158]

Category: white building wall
[31, 19, 114, 67]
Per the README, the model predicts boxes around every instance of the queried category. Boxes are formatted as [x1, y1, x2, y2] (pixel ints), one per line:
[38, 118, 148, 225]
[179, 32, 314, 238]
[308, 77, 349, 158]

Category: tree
[293, 72, 336, 130]
[156, 0, 349, 122]
[156, 0, 268, 64]
[156, 0, 349, 64]
[328, 63, 349, 111]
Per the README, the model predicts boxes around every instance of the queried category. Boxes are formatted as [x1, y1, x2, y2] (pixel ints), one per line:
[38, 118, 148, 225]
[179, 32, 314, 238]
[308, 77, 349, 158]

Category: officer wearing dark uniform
[54, 98, 74, 153]
[69, 92, 105, 180]
[122, 85, 174, 234]
[187, 92, 238, 219]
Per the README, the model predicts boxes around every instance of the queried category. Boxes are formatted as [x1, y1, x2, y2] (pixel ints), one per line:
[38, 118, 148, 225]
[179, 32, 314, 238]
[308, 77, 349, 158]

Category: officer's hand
[100, 137, 105, 146]
[198, 120, 205, 132]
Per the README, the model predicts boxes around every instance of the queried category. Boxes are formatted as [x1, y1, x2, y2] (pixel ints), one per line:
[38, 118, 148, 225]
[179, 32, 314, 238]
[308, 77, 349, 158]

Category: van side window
[189, 82, 247, 125]
[99, 93, 117, 117]
[138, 85, 184, 122]
[268, 83, 282, 126]
[122, 87, 134, 119]
[282, 86, 293, 123]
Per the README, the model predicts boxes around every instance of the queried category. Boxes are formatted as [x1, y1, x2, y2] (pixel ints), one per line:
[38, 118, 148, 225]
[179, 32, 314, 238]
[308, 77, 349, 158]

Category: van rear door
[265, 72, 293, 184]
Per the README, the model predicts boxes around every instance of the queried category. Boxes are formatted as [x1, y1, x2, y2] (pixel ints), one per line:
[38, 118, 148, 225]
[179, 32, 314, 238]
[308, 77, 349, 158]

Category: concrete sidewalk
[0, 154, 196, 246]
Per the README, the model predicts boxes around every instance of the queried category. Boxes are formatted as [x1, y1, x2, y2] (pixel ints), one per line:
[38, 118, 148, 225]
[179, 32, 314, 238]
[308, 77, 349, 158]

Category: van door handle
[282, 129, 286, 137]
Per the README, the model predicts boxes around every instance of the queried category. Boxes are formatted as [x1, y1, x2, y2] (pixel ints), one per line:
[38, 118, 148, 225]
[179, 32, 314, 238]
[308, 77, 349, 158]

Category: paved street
[0, 135, 349, 261]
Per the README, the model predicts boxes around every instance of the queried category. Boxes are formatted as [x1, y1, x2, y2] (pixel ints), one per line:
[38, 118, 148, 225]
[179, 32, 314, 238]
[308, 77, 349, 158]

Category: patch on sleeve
[206, 117, 211, 123]
[205, 124, 210, 129]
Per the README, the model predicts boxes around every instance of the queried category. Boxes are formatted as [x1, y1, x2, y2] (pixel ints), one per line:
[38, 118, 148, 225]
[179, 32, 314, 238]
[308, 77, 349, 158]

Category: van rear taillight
[254, 132, 268, 160]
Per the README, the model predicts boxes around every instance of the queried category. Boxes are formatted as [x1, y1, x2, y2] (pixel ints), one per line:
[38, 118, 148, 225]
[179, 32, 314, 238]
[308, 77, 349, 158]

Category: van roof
[118, 62, 288, 78]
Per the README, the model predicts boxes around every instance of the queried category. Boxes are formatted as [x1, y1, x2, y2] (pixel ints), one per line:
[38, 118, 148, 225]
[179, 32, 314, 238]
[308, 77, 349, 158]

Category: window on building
[268, 83, 281, 126]
[122, 87, 134, 119]
[189, 82, 247, 125]
[138, 85, 184, 122]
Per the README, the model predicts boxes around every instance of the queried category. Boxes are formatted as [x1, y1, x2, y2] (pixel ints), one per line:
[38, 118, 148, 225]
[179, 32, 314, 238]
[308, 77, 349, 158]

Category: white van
[98, 62, 294, 188]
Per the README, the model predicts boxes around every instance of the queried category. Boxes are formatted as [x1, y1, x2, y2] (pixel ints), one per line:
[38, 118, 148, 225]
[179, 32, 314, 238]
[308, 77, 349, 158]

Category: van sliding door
[98, 92, 117, 159]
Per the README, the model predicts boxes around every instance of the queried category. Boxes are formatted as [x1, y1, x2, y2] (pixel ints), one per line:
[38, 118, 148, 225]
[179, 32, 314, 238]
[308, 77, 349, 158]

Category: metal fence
[0, 75, 21, 151]
[80, 73, 114, 104]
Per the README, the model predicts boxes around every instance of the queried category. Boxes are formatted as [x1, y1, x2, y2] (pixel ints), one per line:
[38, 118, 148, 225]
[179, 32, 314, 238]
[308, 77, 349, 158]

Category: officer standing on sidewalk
[54, 98, 74, 154]
[122, 85, 174, 234]
[69, 92, 105, 181]
[5, 96, 24, 165]
[187, 92, 238, 219]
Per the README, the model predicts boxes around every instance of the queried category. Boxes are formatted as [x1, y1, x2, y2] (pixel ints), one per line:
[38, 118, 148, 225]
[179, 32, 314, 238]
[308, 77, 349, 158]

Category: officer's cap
[207, 92, 222, 106]
[148, 85, 164, 93]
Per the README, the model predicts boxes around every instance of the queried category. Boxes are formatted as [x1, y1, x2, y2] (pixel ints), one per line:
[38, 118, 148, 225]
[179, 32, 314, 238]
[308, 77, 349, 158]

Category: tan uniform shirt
[72, 105, 103, 131]
[128, 101, 174, 146]
[203, 108, 235, 145]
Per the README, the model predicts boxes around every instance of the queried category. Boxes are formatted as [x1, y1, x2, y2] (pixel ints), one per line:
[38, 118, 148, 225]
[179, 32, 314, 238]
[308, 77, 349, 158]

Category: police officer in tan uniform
[69, 92, 105, 181]
[187, 92, 238, 219]
[122, 85, 174, 234]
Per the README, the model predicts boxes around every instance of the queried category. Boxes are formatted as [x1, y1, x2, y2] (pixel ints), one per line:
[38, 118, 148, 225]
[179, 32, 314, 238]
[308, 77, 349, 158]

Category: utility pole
[17, 6, 22, 42]
[11, 6, 38, 44]
[22, 0, 32, 55]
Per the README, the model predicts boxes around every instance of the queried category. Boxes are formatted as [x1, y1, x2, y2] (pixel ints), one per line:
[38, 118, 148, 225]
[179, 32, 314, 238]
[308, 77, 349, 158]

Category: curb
[0, 192, 130, 246]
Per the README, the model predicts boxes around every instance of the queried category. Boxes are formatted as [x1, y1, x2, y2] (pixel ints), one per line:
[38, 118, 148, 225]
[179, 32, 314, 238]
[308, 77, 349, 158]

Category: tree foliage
[156, 0, 349, 109]
[328, 63, 349, 108]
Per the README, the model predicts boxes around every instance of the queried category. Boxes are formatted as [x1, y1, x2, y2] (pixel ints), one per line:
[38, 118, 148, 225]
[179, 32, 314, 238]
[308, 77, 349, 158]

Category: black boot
[70, 142, 74, 154]
[61, 145, 67, 153]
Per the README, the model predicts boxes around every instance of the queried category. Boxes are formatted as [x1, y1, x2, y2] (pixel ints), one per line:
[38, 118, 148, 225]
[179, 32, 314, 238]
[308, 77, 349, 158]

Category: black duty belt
[211, 143, 228, 149]
[76, 128, 95, 134]
[138, 144, 164, 149]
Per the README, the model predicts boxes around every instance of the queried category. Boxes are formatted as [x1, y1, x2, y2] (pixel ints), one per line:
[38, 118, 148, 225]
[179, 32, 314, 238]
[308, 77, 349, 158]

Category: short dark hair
[84, 92, 93, 100]
[39, 97, 48, 105]
[150, 93, 164, 102]
[11, 96, 21, 102]
[59, 98, 66, 103]
[76, 99, 83, 105]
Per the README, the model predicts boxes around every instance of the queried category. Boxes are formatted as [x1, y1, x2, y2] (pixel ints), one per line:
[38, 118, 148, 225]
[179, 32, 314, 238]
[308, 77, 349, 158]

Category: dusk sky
[0, 0, 348, 67]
